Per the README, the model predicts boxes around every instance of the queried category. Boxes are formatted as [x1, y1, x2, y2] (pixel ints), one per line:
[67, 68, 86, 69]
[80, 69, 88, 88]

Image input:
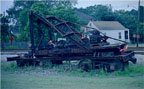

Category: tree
[6, 0, 78, 42]
[6, 0, 77, 25]
[77, 5, 144, 43]
[139, 6, 144, 23]
[0, 14, 10, 42]
[16, 2, 82, 42]
[78, 5, 115, 21]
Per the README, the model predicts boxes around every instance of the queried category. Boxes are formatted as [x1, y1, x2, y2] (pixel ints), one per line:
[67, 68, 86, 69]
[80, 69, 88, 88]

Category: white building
[87, 21, 130, 44]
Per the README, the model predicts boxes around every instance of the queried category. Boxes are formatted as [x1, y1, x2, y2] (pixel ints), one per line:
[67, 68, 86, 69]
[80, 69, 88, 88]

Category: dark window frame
[119, 32, 121, 39]
[125, 31, 128, 39]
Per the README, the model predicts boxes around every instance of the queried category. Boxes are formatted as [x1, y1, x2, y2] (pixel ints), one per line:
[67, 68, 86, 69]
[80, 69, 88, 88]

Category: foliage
[0, 15, 10, 42]
[77, 5, 144, 42]
[114, 10, 144, 42]
[77, 5, 115, 21]
[6, 0, 77, 23]
[21, 4, 82, 42]
[6, 0, 82, 42]
[5, 1, 144, 42]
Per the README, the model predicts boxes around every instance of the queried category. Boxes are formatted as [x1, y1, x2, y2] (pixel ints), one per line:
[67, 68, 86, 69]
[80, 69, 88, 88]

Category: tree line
[1, 0, 144, 43]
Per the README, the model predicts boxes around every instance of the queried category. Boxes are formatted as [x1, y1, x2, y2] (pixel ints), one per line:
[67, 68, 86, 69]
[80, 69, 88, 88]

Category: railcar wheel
[78, 59, 93, 72]
[24, 60, 34, 66]
[103, 63, 111, 72]
[114, 61, 125, 71]
[17, 60, 36, 67]
[124, 61, 129, 66]
[16, 60, 25, 67]
[39, 60, 53, 68]
[51, 60, 63, 65]
[103, 60, 124, 72]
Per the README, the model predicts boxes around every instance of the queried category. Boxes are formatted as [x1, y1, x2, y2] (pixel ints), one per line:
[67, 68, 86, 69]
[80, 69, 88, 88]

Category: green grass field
[1, 71, 144, 89]
[1, 55, 144, 89]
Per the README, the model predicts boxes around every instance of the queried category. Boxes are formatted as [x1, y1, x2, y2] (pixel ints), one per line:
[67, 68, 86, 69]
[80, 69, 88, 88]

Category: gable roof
[75, 10, 94, 21]
[91, 21, 126, 30]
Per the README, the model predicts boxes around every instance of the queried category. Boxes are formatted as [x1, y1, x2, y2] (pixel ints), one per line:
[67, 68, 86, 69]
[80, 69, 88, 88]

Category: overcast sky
[76, 0, 144, 10]
[1, 0, 144, 14]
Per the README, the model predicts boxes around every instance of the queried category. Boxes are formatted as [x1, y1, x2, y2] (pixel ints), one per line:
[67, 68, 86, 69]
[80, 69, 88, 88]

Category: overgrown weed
[2, 62, 144, 77]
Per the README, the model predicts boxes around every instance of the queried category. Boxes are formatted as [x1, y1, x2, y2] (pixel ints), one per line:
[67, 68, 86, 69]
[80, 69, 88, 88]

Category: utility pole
[136, 0, 140, 47]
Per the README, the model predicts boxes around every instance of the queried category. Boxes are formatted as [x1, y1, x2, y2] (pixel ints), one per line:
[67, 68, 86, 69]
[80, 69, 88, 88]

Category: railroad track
[1, 49, 30, 52]
[128, 47, 144, 51]
[127, 47, 144, 55]
[1, 47, 144, 55]
[1, 49, 30, 55]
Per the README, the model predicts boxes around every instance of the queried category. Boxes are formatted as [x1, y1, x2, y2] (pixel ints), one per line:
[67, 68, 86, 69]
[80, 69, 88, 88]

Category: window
[119, 32, 121, 39]
[89, 23, 92, 26]
[125, 31, 128, 39]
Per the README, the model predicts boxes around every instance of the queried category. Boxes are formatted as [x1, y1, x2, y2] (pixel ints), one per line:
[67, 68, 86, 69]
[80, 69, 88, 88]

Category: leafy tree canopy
[6, 0, 81, 42]
[12, 1, 83, 42]
[1, 15, 10, 42]
[77, 5, 144, 42]
[5, 2, 144, 42]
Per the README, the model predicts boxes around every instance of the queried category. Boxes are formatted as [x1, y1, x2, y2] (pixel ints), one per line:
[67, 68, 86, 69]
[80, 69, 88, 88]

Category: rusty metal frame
[29, 11, 88, 53]
[29, 11, 127, 56]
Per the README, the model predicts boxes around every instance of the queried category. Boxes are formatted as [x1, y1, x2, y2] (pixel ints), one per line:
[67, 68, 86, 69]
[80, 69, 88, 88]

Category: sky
[0, 0, 144, 14]
[76, 0, 144, 10]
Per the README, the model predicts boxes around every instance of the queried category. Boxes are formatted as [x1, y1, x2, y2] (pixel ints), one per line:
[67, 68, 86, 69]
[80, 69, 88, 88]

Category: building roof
[75, 10, 94, 21]
[91, 21, 126, 30]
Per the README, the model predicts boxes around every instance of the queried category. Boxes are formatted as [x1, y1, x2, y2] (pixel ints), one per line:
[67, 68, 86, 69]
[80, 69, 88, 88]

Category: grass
[55, 63, 144, 77]
[1, 62, 37, 72]
[1, 61, 144, 89]
[114, 64, 144, 76]
[1, 62, 18, 71]
[1, 61, 144, 77]
[1, 70, 144, 89]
